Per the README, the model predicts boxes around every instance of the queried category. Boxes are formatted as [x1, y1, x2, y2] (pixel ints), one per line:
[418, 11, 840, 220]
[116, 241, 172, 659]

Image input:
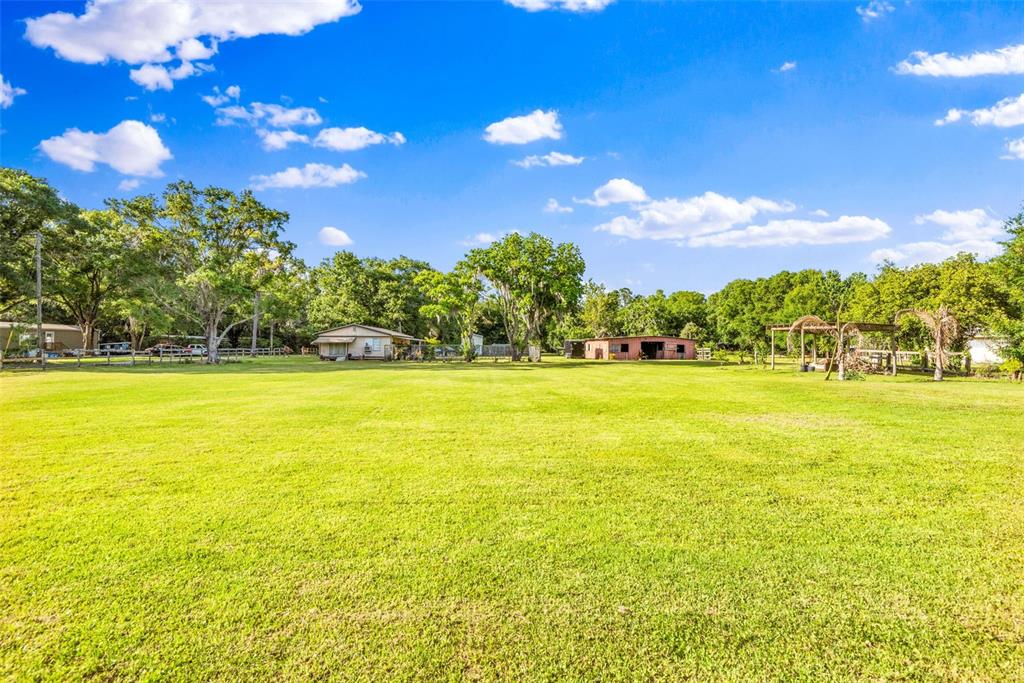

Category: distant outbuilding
[582, 336, 697, 361]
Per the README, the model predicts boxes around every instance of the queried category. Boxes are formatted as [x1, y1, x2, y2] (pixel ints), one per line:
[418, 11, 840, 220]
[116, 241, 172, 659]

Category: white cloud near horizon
[576, 178, 648, 207]
[319, 226, 353, 246]
[1, 73, 27, 108]
[251, 162, 365, 190]
[870, 240, 1003, 266]
[935, 93, 1024, 128]
[544, 198, 574, 214]
[870, 208, 1006, 265]
[39, 120, 172, 176]
[594, 190, 803, 243]
[513, 151, 584, 168]
[24, 0, 361, 90]
[314, 127, 406, 151]
[589, 188, 891, 249]
[460, 232, 499, 246]
[895, 43, 1024, 77]
[914, 208, 1004, 241]
[690, 216, 891, 248]
[505, 0, 614, 12]
[484, 109, 563, 145]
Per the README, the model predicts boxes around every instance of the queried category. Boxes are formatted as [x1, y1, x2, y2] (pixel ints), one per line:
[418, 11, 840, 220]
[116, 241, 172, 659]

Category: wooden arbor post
[800, 329, 806, 369]
[770, 328, 776, 370]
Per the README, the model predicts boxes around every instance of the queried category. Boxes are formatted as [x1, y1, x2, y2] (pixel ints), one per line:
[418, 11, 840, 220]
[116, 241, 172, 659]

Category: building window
[45, 331, 55, 343]
[371, 338, 382, 352]
[609, 343, 620, 353]
[676, 344, 686, 354]
[586, 343, 591, 351]
[620, 343, 629, 353]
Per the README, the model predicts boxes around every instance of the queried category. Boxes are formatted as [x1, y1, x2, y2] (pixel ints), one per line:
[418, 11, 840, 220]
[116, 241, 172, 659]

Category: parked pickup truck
[186, 344, 208, 357]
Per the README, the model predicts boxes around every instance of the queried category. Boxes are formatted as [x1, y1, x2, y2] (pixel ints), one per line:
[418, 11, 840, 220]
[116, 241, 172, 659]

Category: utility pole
[250, 291, 261, 356]
[35, 231, 45, 368]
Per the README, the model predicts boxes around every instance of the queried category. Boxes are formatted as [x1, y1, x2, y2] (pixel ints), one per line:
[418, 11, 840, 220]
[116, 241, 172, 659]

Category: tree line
[2, 167, 1022, 373]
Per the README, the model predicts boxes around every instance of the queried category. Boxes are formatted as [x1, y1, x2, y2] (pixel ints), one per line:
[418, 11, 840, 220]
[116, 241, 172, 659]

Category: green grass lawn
[2, 357, 1022, 680]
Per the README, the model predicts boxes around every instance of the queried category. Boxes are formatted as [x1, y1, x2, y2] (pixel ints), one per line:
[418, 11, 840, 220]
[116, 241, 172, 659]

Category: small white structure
[968, 335, 1007, 366]
[312, 324, 415, 360]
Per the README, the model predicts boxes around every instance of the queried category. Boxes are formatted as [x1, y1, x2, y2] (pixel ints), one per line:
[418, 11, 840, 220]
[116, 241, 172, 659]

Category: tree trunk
[250, 291, 261, 355]
[81, 321, 94, 351]
[206, 321, 219, 364]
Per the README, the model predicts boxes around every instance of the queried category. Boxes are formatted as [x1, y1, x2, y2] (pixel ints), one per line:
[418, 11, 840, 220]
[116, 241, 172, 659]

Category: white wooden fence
[0, 347, 288, 370]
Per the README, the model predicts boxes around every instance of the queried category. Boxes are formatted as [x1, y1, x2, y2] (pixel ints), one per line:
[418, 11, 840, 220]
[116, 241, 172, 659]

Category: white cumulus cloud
[24, 0, 361, 90]
[856, 1, 894, 22]
[250, 162, 365, 190]
[484, 109, 563, 145]
[513, 151, 584, 168]
[129, 60, 210, 91]
[39, 120, 172, 176]
[576, 178, 649, 207]
[257, 129, 310, 151]
[777, 61, 797, 73]
[505, 0, 614, 11]
[1003, 137, 1024, 160]
[215, 102, 322, 128]
[202, 84, 241, 107]
[318, 226, 353, 247]
[895, 43, 1024, 77]
[1, 73, 27, 108]
[117, 178, 141, 191]
[935, 93, 1024, 128]
[313, 127, 406, 151]
[544, 198, 573, 214]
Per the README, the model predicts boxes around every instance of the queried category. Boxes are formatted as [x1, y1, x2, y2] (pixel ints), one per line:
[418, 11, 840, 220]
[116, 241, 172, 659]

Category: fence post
[107, 349, 111, 366]
[131, 349, 136, 367]
[78, 352, 81, 369]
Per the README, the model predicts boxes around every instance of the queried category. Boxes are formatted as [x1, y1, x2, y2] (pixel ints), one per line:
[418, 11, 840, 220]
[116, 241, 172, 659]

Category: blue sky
[2, 0, 1022, 294]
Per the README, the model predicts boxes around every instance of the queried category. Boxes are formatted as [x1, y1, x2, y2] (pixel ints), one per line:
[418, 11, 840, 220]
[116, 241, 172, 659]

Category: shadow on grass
[4, 357, 743, 376]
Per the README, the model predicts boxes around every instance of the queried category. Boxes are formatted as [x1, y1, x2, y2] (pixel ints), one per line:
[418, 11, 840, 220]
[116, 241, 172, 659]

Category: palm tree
[895, 306, 959, 381]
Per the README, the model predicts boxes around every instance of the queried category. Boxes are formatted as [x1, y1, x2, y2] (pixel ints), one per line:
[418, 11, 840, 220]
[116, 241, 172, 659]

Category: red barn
[582, 336, 697, 361]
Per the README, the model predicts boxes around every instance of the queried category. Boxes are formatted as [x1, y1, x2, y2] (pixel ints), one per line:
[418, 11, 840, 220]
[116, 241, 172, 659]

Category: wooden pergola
[766, 318, 899, 376]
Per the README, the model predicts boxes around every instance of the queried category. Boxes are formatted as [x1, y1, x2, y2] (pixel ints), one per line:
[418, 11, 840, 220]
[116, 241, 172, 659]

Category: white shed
[968, 335, 1007, 366]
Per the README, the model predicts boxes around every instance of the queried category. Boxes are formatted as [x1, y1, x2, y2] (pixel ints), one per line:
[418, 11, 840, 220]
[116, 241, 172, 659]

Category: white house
[311, 324, 415, 360]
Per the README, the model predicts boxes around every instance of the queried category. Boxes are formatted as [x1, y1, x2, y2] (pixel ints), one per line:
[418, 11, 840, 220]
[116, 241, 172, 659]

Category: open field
[1, 357, 1022, 680]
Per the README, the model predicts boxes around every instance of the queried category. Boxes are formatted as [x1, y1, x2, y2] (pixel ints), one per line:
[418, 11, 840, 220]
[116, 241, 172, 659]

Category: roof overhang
[312, 336, 355, 345]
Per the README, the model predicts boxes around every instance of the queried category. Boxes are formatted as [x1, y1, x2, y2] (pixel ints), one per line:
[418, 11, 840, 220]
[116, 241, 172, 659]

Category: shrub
[1000, 358, 1023, 381]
